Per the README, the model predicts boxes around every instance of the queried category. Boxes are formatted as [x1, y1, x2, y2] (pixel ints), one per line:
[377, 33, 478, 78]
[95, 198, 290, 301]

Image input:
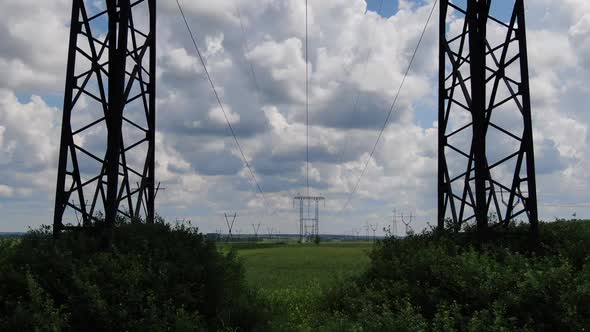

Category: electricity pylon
[293, 195, 325, 242]
[438, 0, 538, 237]
[53, 0, 156, 236]
[224, 213, 237, 241]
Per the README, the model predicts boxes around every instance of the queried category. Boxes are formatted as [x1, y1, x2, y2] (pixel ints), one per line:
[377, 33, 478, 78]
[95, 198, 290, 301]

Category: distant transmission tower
[392, 208, 398, 237]
[293, 195, 325, 242]
[438, 0, 538, 237]
[401, 213, 413, 236]
[369, 223, 378, 242]
[224, 213, 237, 241]
[251, 222, 261, 240]
[53, 0, 156, 237]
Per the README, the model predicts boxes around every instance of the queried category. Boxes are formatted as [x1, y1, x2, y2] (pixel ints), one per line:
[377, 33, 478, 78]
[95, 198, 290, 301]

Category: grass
[237, 241, 372, 291]
[233, 241, 373, 330]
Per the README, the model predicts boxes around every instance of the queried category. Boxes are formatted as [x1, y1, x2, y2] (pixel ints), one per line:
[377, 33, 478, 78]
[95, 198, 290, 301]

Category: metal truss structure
[53, 0, 156, 236]
[224, 213, 237, 241]
[294, 196, 325, 242]
[438, 0, 538, 235]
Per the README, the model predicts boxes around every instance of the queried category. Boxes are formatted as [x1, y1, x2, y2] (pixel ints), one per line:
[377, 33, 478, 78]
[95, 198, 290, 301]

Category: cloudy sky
[0, 0, 589, 235]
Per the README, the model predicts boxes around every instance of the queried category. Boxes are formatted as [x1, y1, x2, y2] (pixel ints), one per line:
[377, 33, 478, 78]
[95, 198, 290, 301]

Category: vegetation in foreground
[1, 219, 589, 331]
[224, 221, 590, 331]
[0, 218, 268, 331]
[319, 221, 590, 331]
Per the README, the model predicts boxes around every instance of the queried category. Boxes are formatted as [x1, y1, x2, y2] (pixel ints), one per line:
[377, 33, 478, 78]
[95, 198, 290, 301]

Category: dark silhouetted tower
[438, 0, 538, 236]
[54, 0, 156, 236]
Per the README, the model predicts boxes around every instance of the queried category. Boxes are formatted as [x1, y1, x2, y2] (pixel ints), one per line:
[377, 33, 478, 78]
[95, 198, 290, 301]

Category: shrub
[0, 219, 269, 331]
[322, 220, 590, 331]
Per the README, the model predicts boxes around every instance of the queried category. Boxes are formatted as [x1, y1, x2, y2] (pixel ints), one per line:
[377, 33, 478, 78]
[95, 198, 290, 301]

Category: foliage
[223, 241, 289, 250]
[0, 218, 269, 331]
[3, 220, 589, 331]
[322, 220, 590, 331]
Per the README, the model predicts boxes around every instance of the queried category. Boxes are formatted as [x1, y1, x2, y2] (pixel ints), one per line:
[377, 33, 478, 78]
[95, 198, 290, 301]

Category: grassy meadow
[231, 241, 373, 330]
[237, 241, 372, 290]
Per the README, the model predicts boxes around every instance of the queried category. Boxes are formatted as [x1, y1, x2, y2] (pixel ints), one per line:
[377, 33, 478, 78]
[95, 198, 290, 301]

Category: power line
[340, 0, 438, 211]
[305, 0, 310, 197]
[350, 0, 385, 117]
[235, 4, 263, 103]
[234, 2, 282, 218]
[175, 0, 270, 209]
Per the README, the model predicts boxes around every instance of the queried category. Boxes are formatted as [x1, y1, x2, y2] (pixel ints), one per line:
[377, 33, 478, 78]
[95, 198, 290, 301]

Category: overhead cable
[305, 0, 310, 197]
[341, 0, 438, 211]
[175, 0, 270, 210]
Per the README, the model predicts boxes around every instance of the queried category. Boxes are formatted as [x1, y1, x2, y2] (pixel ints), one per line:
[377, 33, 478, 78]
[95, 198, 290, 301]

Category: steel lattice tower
[294, 196, 325, 242]
[53, 0, 156, 236]
[438, 0, 538, 235]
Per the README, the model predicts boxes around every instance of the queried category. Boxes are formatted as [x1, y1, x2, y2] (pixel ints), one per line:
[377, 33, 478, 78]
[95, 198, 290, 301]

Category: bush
[0, 218, 269, 331]
[322, 220, 590, 331]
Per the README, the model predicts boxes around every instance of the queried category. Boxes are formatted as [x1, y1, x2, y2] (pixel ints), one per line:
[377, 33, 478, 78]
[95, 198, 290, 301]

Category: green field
[237, 242, 372, 291]
[234, 241, 373, 330]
